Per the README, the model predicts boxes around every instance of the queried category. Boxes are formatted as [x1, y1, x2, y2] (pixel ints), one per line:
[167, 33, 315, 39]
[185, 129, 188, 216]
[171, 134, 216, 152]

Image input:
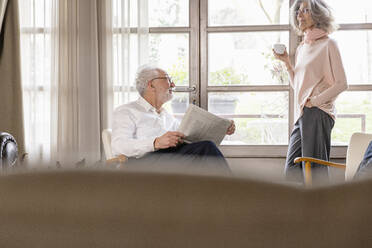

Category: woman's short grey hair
[290, 0, 338, 35]
[135, 65, 162, 96]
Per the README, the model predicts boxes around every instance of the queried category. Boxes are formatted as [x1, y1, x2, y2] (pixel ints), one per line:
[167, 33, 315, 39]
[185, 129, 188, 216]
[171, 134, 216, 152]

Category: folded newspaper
[177, 104, 231, 145]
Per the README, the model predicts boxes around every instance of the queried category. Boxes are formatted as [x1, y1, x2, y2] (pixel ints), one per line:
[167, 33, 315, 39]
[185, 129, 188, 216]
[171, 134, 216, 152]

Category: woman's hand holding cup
[272, 44, 289, 64]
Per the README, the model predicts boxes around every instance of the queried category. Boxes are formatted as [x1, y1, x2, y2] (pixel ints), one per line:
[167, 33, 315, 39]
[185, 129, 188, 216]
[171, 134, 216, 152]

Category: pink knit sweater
[288, 37, 348, 123]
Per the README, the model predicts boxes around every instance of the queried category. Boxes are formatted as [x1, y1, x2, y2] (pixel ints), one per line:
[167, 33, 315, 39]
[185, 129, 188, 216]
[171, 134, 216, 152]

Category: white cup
[273, 43, 286, 55]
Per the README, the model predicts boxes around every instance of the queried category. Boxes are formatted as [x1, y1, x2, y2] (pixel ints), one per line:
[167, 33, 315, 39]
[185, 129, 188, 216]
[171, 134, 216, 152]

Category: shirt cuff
[146, 137, 156, 153]
[135, 138, 156, 158]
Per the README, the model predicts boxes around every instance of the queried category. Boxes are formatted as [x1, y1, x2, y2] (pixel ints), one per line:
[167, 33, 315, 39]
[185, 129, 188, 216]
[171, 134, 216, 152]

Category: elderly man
[111, 65, 235, 172]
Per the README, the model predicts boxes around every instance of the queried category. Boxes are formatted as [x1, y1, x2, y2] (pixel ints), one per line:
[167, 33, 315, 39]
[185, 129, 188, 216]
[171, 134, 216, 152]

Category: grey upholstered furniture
[0, 168, 371, 248]
[0, 132, 18, 169]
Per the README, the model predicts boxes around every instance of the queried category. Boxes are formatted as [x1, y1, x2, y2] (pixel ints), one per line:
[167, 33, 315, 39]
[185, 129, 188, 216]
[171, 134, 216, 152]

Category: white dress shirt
[111, 96, 180, 158]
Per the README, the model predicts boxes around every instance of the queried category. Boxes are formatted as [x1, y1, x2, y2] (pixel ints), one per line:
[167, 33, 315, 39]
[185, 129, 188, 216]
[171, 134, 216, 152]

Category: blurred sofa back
[0, 169, 371, 248]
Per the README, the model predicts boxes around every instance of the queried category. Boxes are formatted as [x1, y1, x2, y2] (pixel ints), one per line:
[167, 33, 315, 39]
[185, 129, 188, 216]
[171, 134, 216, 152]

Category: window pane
[208, 0, 289, 26]
[208, 92, 288, 145]
[113, 0, 189, 28]
[163, 92, 190, 117]
[149, 33, 189, 86]
[113, 33, 189, 106]
[34, 0, 48, 27]
[331, 31, 372, 85]
[20, 34, 52, 152]
[149, 0, 189, 27]
[328, 0, 372, 24]
[18, 0, 51, 28]
[113, 34, 139, 89]
[332, 91, 372, 145]
[18, 0, 33, 27]
[19, 0, 52, 162]
[112, 0, 139, 27]
[114, 92, 139, 109]
[209, 32, 289, 86]
[115, 92, 190, 116]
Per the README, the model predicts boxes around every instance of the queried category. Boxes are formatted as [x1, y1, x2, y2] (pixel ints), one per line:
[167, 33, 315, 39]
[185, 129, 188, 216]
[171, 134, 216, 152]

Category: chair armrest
[294, 157, 346, 187]
[106, 155, 128, 166]
[294, 157, 346, 169]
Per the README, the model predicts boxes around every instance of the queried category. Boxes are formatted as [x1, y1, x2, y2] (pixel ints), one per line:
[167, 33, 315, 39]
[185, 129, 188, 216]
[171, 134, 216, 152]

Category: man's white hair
[290, 0, 338, 35]
[135, 64, 163, 97]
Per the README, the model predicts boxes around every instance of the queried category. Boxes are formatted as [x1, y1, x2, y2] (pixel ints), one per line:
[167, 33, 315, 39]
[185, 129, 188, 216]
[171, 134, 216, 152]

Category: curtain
[0, 0, 25, 155]
[50, 0, 102, 165]
[113, 0, 149, 107]
[97, 0, 114, 141]
[0, 0, 7, 34]
[19, 0, 149, 165]
[19, 0, 53, 163]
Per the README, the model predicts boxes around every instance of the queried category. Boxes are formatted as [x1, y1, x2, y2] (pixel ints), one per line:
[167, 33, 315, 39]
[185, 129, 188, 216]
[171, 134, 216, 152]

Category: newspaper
[178, 104, 231, 145]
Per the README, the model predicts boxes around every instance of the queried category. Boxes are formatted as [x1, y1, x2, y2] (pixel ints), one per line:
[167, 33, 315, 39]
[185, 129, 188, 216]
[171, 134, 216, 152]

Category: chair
[295, 132, 372, 186]
[0, 132, 18, 169]
[102, 129, 127, 165]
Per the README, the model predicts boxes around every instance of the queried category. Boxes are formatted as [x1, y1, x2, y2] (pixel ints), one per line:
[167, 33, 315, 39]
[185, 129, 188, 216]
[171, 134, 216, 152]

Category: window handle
[173, 85, 196, 92]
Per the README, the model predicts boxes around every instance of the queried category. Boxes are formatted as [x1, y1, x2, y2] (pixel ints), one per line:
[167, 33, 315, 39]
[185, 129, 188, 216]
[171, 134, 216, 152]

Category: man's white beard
[166, 91, 173, 101]
[155, 91, 173, 107]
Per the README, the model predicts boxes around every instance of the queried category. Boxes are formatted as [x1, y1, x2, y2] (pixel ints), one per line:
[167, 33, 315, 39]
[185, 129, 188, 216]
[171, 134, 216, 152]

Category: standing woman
[273, 0, 348, 183]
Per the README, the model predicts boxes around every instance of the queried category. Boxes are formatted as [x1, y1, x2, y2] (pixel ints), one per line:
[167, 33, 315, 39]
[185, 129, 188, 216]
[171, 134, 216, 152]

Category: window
[202, 0, 293, 157]
[327, 1, 372, 145]
[208, 0, 290, 26]
[113, 0, 193, 111]
[19, 0, 372, 159]
[112, 0, 372, 157]
[19, 0, 52, 160]
[112, 0, 200, 129]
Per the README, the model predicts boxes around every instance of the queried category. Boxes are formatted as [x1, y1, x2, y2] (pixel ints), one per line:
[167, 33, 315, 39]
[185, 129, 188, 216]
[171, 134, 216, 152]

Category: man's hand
[226, 120, 236, 135]
[154, 131, 185, 150]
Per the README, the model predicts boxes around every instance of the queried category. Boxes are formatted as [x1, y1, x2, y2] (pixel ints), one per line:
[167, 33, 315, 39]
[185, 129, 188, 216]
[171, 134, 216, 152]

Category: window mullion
[207, 25, 290, 32]
[200, 0, 208, 109]
[207, 85, 290, 92]
[288, 0, 298, 140]
[190, 0, 200, 106]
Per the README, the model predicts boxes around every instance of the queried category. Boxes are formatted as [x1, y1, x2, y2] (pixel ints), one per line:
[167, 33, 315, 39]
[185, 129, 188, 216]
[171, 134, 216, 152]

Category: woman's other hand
[305, 99, 313, 108]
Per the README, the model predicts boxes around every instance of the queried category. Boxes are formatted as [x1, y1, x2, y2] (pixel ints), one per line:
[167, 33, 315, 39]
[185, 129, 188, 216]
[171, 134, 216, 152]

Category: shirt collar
[137, 96, 165, 114]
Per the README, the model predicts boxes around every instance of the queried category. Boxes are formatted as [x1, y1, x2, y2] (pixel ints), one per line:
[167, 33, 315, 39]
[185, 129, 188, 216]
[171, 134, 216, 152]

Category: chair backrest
[345, 132, 372, 181]
[102, 129, 113, 160]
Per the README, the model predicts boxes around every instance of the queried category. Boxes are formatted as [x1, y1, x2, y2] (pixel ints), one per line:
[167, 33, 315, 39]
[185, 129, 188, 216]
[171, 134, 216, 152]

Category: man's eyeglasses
[150, 76, 174, 85]
[296, 8, 311, 16]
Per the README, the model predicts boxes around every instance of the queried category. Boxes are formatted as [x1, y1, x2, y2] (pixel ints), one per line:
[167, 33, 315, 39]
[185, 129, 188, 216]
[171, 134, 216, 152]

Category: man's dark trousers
[128, 141, 231, 174]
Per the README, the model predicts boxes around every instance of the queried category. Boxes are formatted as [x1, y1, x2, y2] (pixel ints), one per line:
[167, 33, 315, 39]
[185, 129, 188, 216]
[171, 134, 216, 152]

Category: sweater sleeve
[287, 67, 295, 88]
[310, 39, 348, 106]
[287, 46, 299, 88]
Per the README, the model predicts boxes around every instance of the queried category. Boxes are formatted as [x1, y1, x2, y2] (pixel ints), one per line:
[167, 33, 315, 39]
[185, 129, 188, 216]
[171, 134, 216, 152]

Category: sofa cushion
[0, 169, 372, 247]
